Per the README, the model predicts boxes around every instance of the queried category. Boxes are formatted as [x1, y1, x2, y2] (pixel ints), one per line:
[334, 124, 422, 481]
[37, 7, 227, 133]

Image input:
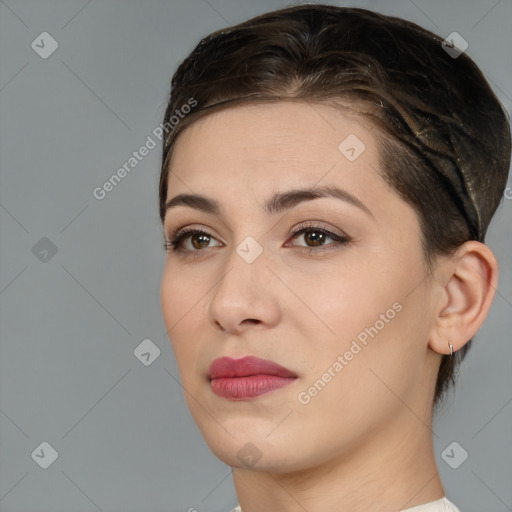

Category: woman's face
[161, 101, 441, 472]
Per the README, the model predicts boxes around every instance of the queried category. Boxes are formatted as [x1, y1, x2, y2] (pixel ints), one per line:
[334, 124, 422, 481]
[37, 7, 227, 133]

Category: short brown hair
[159, 4, 511, 406]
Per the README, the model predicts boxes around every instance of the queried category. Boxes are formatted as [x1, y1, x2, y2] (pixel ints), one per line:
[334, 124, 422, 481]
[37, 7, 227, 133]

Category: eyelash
[164, 222, 351, 255]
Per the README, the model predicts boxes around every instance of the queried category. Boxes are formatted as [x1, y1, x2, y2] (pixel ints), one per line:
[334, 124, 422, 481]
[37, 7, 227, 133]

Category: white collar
[231, 497, 461, 512]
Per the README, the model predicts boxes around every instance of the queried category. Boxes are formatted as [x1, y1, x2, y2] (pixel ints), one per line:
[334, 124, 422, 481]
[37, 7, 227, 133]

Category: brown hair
[159, 4, 511, 406]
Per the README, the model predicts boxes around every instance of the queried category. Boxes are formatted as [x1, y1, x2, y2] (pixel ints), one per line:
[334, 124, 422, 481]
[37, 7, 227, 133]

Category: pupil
[305, 230, 325, 246]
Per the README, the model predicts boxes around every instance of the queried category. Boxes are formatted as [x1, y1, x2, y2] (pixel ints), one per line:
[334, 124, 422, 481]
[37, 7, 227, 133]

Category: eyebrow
[164, 184, 373, 219]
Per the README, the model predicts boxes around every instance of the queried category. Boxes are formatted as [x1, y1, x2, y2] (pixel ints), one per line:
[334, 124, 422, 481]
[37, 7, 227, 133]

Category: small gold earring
[448, 341, 453, 357]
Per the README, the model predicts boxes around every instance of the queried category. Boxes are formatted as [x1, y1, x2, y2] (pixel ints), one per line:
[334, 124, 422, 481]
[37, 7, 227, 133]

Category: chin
[200, 424, 312, 474]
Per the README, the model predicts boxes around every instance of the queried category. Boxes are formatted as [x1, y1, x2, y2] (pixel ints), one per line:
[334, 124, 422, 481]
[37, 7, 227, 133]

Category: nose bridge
[208, 235, 279, 332]
[215, 236, 267, 301]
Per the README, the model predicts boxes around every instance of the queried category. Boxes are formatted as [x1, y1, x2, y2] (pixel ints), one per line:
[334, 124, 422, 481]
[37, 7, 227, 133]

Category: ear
[428, 241, 498, 355]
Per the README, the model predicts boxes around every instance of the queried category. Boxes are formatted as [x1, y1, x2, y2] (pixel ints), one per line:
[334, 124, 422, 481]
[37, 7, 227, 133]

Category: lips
[208, 356, 296, 380]
[208, 356, 297, 399]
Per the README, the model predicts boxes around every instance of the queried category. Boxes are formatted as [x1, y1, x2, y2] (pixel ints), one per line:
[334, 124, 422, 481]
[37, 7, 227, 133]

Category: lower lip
[210, 375, 296, 400]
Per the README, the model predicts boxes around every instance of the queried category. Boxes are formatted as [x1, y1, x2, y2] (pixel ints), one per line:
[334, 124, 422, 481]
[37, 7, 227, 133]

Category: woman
[159, 4, 510, 511]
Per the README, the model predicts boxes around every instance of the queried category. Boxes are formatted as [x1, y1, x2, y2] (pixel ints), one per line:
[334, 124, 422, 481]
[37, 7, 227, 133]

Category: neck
[232, 414, 444, 512]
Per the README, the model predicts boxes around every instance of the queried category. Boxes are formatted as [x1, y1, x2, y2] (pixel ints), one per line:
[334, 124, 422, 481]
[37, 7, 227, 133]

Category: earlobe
[429, 241, 498, 355]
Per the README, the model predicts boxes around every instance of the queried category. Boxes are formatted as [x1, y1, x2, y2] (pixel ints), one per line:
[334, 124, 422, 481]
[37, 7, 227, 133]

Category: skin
[160, 101, 497, 512]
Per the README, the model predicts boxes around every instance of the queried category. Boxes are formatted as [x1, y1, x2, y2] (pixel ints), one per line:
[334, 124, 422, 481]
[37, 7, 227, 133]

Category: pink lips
[208, 356, 297, 400]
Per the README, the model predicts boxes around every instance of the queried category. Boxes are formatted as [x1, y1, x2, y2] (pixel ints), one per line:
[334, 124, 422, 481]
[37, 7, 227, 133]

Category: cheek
[328, 257, 429, 396]
[289, 252, 403, 337]
[160, 265, 182, 331]
[161, 262, 207, 325]
[295, 245, 425, 370]
[160, 264, 206, 368]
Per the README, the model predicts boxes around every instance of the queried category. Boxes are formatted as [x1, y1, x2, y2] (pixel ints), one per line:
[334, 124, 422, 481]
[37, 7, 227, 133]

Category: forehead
[167, 101, 381, 197]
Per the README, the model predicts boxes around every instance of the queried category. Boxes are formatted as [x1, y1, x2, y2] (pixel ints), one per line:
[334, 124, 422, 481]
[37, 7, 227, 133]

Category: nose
[207, 247, 281, 335]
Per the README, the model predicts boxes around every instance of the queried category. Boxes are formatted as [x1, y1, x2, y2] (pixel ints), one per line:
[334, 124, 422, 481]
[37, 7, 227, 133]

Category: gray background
[0, 0, 510, 511]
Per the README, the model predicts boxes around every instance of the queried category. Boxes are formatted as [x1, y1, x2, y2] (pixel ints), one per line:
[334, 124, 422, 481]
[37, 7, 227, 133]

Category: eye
[164, 228, 222, 252]
[287, 223, 350, 250]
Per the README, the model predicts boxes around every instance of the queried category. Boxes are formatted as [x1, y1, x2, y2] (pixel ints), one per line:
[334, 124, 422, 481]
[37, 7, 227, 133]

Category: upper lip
[208, 356, 297, 379]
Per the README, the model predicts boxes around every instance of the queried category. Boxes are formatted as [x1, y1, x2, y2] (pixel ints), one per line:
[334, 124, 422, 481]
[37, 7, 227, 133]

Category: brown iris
[191, 233, 211, 250]
[303, 230, 326, 247]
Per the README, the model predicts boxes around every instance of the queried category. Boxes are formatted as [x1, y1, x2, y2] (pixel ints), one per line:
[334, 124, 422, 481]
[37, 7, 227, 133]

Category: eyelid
[168, 224, 223, 241]
[289, 220, 349, 240]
